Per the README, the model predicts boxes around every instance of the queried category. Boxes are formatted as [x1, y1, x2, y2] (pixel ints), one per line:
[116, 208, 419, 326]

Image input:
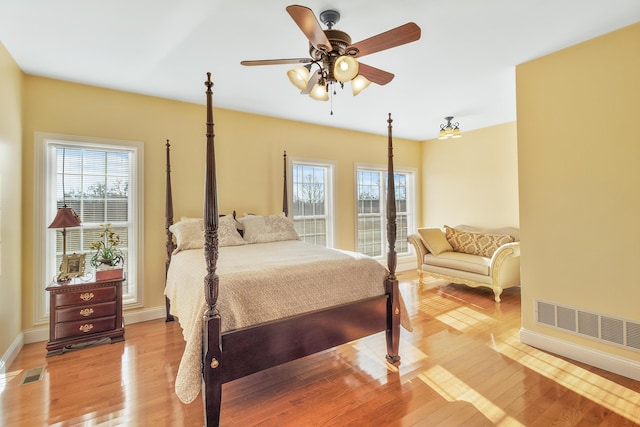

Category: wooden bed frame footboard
[165, 73, 400, 426]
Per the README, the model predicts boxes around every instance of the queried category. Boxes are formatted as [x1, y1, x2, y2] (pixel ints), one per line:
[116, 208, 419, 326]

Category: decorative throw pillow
[239, 213, 300, 244]
[218, 215, 247, 247]
[444, 225, 514, 258]
[417, 227, 452, 255]
[169, 220, 204, 254]
[170, 215, 246, 254]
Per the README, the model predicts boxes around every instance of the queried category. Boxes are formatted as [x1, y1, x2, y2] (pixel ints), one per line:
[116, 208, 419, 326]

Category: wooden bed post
[283, 151, 288, 217]
[201, 73, 223, 427]
[385, 113, 401, 366]
[165, 139, 175, 322]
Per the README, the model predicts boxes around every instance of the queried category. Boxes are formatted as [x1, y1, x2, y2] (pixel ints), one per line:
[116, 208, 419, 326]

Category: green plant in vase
[89, 223, 124, 269]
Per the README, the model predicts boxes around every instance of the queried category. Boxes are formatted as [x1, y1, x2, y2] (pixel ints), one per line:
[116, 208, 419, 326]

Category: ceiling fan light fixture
[334, 55, 359, 82]
[309, 82, 329, 101]
[241, 6, 421, 112]
[287, 66, 311, 91]
[351, 74, 371, 96]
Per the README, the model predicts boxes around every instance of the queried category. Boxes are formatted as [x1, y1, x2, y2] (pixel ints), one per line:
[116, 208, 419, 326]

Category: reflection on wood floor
[2, 272, 640, 426]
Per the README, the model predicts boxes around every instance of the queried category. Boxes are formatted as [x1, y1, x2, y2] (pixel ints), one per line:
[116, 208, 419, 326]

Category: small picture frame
[60, 253, 86, 281]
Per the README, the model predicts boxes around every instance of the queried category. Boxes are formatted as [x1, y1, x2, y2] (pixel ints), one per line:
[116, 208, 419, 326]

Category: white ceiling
[1, 1, 639, 141]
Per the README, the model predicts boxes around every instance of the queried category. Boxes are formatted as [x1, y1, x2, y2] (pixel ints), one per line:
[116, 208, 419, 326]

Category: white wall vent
[536, 299, 640, 353]
[627, 322, 640, 350]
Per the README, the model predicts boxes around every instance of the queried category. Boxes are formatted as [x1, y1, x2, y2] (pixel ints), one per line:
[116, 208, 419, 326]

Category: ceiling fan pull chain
[330, 90, 336, 116]
[330, 83, 334, 115]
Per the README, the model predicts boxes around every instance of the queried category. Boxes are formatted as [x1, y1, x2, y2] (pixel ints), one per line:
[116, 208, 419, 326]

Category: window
[291, 160, 334, 247]
[356, 166, 414, 258]
[34, 133, 143, 323]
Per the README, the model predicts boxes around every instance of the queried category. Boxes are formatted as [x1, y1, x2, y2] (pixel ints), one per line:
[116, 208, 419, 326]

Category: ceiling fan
[240, 5, 421, 102]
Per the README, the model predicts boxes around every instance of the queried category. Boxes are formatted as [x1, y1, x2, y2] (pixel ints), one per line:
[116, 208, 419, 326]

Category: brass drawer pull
[80, 292, 94, 302]
[79, 324, 94, 333]
[79, 308, 94, 317]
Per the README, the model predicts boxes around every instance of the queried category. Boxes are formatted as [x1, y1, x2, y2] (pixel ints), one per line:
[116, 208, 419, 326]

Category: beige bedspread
[165, 240, 409, 403]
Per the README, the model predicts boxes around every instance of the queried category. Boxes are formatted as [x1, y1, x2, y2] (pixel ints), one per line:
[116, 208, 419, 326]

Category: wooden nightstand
[46, 277, 125, 357]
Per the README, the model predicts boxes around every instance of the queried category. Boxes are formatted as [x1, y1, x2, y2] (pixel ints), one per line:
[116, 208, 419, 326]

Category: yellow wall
[421, 122, 519, 228]
[0, 42, 23, 367]
[517, 23, 640, 361]
[20, 76, 422, 330]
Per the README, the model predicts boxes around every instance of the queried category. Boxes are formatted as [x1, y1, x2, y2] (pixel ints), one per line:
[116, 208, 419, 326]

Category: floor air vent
[20, 366, 45, 385]
[536, 299, 640, 353]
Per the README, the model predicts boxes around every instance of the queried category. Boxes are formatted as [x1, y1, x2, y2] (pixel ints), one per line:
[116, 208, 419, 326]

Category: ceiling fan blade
[348, 22, 421, 58]
[357, 63, 394, 85]
[286, 5, 332, 52]
[301, 69, 321, 94]
[241, 58, 313, 66]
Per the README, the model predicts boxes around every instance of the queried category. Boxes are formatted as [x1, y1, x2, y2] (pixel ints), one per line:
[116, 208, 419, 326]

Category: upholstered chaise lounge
[407, 225, 521, 302]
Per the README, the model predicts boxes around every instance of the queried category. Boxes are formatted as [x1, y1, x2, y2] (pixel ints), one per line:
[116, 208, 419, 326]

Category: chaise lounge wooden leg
[493, 286, 503, 303]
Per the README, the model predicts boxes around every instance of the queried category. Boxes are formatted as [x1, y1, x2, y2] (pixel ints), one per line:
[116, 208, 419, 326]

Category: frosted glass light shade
[309, 83, 329, 101]
[287, 66, 310, 91]
[334, 56, 359, 82]
[351, 75, 371, 96]
[452, 127, 462, 138]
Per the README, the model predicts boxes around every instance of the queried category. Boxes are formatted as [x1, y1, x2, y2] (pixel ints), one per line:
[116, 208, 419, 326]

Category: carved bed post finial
[283, 150, 288, 217]
[201, 72, 223, 427]
[165, 139, 175, 257]
[385, 113, 401, 366]
[203, 72, 220, 311]
[165, 139, 176, 321]
[386, 113, 397, 280]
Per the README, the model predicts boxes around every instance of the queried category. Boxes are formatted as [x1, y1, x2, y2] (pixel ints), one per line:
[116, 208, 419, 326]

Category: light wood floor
[3, 273, 640, 426]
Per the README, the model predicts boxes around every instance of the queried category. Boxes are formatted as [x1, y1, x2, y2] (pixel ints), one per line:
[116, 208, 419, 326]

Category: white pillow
[239, 213, 299, 244]
[169, 220, 204, 254]
[218, 215, 247, 247]
[169, 215, 245, 254]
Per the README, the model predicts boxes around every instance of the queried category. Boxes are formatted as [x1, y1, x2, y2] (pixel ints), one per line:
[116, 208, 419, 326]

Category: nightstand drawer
[53, 286, 116, 307]
[54, 316, 116, 340]
[55, 301, 116, 323]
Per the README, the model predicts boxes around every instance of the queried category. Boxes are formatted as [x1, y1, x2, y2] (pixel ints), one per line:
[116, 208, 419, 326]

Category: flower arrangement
[89, 223, 124, 268]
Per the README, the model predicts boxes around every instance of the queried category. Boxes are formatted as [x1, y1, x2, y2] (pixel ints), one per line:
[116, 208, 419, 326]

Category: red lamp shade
[48, 207, 81, 229]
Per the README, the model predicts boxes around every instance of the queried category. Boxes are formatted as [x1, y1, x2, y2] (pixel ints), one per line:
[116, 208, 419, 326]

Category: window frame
[34, 132, 144, 325]
[354, 163, 416, 259]
[289, 157, 335, 248]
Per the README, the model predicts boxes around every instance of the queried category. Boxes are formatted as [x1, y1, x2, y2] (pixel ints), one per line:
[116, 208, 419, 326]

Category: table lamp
[48, 148, 82, 283]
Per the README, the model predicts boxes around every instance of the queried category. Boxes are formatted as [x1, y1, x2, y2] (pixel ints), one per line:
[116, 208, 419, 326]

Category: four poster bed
[164, 73, 405, 426]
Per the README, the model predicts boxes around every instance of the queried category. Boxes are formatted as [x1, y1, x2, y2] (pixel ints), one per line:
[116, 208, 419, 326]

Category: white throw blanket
[165, 240, 409, 403]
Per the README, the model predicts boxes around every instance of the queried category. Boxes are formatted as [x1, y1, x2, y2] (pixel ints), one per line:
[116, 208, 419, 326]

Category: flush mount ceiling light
[438, 116, 462, 139]
[241, 5, 421, 112]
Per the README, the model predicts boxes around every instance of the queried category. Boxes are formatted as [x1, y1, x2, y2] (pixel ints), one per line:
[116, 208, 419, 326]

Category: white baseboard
[520, 327, 640, 381]
[0, 332, 24, 374]
[123, 305, 167, 325]
[397, 258, 414, 272]
[22, 327, 48, 345]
